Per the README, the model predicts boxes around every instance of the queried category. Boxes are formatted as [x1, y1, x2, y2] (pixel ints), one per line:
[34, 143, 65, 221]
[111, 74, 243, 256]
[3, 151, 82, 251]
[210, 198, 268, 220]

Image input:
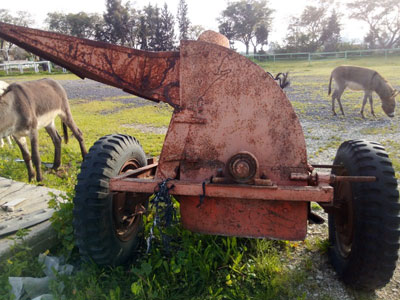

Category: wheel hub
[112, 159, 146, 242]
[334, 173, 354, 258]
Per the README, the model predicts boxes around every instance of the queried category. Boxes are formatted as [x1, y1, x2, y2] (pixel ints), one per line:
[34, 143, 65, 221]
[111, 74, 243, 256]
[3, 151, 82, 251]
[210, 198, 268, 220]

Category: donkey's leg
[45, 121, 62, 170]
[29, 130, 43, 182]
[62, 116, 87, 158]
[13, 136, 35, 182]
[0, 138, 4, 148]
[6, 136, 12, 146]
[368, 92, 375, 117]
[332, 90, 338, 116]
[361, 93, 368, 119]
[336, 88, 346, 116]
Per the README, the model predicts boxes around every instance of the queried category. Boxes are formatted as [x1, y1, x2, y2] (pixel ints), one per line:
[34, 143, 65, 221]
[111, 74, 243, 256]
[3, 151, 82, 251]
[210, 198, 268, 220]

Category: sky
[1, 0, 366, 48]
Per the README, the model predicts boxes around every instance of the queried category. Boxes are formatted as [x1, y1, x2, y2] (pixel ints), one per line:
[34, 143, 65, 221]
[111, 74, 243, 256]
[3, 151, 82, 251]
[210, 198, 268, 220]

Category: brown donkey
[0, 80, 12, 147]
[328, 66, 399, 118]
[0, 78, 87, 181]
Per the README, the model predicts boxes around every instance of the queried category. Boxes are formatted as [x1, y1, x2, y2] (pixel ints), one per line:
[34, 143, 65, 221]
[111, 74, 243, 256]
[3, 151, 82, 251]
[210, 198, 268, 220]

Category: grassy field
[0, 55, 399, 299]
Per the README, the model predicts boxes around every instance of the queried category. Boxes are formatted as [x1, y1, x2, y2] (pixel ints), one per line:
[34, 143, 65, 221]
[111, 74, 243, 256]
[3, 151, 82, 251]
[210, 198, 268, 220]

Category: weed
[311, 203, 322, 211]
[315, 239, 330, 254]
[0, 229, 45, 298]
[48, 192, 77, 259]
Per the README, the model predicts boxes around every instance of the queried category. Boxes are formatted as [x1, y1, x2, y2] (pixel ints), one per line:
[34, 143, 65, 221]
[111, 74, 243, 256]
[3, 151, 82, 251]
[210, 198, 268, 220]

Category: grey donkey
[328, 66, 399, 118]
[0, 78, 87, 181]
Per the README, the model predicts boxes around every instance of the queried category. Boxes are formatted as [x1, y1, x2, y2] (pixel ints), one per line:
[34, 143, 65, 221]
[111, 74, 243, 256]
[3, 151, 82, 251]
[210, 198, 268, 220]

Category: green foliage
[0, 9, 34, 62]
[177, 0, 190, 40]
[50, 205, 308, 300]
[218, 0, 273, 54]
[102, 0, 131, 45]
[347, 0, 400, 49]
[48, 192, 76, 259]
[283, 5, 328, 53]
[141, 3, 175, 51]
[46, 11, 102, 39]
[0, 229, 45, 298]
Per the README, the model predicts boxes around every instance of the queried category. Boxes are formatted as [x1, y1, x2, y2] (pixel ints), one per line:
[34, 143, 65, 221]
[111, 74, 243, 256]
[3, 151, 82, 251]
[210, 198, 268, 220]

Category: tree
[0, 9, 14, 24]
[280, 2, 342, 53]
[320, 10, 341, 52]
[46, 12, 101, 39]
[0, 9, 34, 62]
[137, 4, 160, 50]
[125, 6, 140, 48]
[254, 23, 269, 52]
[347, 0, 400, 49]
[137, 14, 150, 50]
[218, 0, 273, 54]
[12, 11, 34, 27]
[137, 3, 175, 51]
[218, 18, 236, 48]
[188, 25, 205, 40]
[67, 12, 101, 38]
[285, 6, 327, 52]
[102, 0, 131, 45]
[177, 0, 190, 40]
[159, 3, 175, 50]
[46, 12, 69, 34]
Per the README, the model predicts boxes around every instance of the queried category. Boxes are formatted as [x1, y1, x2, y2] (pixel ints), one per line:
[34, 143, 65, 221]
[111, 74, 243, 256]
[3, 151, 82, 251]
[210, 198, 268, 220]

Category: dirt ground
[59, 77, 400, 300]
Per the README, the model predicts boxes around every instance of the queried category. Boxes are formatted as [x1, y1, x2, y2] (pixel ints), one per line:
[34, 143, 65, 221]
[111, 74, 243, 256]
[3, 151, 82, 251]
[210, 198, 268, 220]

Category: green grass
[0, 70, 79, 82]
[0, 230, 46, 298]
[257, 55, 400, 78]
[1, 55, 399, 299]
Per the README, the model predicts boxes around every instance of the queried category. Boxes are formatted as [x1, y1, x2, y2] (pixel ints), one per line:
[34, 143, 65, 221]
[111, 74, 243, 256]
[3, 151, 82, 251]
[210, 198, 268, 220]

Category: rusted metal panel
[179, 196, 308, 240]
[157, 40, 308, 184]
[0, 22, 180, 107]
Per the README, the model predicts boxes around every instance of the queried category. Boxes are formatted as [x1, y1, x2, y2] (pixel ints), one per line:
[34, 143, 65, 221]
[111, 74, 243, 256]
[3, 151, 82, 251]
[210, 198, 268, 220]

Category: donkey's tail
[62, 122, 69, 144]
[328, 74, 333, 95]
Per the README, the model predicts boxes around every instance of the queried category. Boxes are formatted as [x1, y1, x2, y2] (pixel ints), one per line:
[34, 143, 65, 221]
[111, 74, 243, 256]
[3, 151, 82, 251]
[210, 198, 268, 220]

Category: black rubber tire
[329, 140, 400, 290]
[73, 134, 148, 266]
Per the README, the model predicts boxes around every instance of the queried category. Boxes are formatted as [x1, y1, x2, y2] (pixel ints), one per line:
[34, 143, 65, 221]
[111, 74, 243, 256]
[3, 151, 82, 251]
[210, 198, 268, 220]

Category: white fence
[0, 61, 67, 74]
[246, 48, 400, 62]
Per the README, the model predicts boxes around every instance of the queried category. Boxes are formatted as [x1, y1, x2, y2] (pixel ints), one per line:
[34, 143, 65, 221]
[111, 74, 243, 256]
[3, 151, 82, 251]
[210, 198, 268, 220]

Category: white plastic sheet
[8, 254, 73, 300]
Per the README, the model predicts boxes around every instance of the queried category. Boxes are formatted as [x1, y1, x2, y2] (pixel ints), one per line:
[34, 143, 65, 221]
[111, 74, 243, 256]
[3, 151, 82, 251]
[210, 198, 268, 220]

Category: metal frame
[0, 22, 375, 241]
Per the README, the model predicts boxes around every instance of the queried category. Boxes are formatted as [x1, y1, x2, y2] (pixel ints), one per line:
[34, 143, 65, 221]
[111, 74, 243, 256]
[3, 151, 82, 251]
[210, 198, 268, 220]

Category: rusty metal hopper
[0, 21, 321, 240]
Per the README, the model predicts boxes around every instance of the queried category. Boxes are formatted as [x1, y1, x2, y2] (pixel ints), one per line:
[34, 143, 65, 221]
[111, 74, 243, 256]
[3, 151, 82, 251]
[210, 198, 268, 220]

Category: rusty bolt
[232, 160, 250, 178]
[227, 151, 258, 184]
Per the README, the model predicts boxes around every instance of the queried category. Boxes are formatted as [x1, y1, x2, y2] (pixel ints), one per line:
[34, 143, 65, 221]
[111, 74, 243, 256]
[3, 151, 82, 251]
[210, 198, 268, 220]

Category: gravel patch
[59, 78, 150, 106]
[121, 124, 168, 135]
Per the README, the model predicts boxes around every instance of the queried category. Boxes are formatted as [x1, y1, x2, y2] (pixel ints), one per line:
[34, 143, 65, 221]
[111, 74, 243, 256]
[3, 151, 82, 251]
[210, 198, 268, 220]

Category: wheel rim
[333, 170, 354, 258]
[112, 159, 146, 242]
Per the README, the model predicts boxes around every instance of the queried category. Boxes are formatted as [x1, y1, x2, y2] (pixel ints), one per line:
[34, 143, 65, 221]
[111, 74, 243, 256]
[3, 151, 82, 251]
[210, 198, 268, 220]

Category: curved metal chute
[0, 22, 180, 107]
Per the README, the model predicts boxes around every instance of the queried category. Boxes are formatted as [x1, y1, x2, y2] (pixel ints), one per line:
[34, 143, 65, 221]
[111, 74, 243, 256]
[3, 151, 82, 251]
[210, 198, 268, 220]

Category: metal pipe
[311, 164, 343, 169]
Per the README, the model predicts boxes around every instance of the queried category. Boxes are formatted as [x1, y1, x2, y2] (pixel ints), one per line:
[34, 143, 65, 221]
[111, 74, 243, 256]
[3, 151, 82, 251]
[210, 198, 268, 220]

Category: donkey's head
[381, 89, 399, 118]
